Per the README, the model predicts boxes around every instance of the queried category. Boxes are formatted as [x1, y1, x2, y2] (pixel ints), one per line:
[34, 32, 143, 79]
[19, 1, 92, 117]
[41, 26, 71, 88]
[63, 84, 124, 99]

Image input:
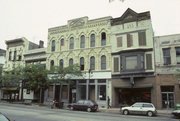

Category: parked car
[172, 104, 180, 118]
[0, 113, 11, 121]
[120, 102, 157, 117]
[68, 100, 98, 112]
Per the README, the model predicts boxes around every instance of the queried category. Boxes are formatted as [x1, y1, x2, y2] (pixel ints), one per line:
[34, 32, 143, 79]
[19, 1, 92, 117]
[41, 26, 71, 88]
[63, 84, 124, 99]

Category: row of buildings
[0, 8, 180, 109]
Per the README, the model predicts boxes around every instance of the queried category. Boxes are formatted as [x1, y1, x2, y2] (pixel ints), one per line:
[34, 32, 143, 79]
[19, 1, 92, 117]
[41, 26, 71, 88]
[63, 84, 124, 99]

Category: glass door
[162, 92, 174, 109]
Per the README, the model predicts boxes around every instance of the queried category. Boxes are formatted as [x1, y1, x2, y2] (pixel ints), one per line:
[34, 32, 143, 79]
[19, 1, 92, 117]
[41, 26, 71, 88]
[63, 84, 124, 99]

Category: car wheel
[123, 110, 129, 115]
[70, 106, 74, 110]
[147, 111, 153, 117]
[87, 107, 91, 112]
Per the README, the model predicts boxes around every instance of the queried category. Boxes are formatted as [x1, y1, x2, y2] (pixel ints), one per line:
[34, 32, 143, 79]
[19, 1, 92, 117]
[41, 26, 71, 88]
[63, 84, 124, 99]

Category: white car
[120, 102, 157, 117]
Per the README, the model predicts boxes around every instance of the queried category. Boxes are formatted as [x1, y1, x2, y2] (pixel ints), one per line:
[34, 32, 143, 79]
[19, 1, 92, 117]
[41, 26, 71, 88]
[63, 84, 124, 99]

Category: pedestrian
[107, 96, 111, 109]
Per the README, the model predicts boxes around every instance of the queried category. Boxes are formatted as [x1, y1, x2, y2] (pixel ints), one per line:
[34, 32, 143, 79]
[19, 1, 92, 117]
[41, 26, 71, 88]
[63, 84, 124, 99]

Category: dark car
[68, 100, 98, 112]
[0, 113, 10, 121]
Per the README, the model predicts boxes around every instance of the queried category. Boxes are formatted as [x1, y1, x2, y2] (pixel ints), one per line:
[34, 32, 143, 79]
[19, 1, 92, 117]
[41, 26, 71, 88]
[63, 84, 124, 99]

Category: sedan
[68, 100, 98, 112]
[0, 113, 11, 121]
[120, 102, 157, 117]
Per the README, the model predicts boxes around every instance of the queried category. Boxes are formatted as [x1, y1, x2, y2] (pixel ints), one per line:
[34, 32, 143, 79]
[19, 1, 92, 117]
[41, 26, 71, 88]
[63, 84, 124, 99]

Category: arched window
[59, 59, 63, 68]
[51, 40, 55, 52]
[60, 39, 64, 46]
[101, 55, 106, 70]
[90, 34, 95, 47]
[80, 35, 85, 48]
[69, 37, 74, 49]
[90, 56, 95, 70]
[69, 58, 73, 66]
[50, 60, 54, 71]
[80, 57, 84, 70]
[101, 32, 106, 46]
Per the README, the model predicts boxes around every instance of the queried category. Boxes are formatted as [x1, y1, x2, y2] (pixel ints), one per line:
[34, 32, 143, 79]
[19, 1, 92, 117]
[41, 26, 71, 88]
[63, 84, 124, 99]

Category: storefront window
[48, 86, 53, 98]
[79, 85, 86, 100]
[62, 85, 68, 99]
[97, 85, 106, 100]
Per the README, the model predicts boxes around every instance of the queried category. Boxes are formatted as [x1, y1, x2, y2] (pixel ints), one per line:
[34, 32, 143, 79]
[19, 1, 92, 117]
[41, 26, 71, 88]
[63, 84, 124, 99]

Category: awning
[1, 87, 19, 91]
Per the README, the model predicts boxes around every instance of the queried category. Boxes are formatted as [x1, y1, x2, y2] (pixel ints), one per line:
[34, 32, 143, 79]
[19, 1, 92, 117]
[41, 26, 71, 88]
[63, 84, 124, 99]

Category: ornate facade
[45, 16, 112, 107]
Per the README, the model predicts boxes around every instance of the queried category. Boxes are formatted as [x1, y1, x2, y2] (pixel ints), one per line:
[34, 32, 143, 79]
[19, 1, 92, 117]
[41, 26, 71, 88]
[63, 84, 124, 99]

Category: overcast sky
[0, 0, 180, 50]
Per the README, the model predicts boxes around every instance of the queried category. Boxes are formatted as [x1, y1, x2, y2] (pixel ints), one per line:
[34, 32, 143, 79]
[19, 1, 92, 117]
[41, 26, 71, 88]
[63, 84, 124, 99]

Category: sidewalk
[0, 101, 173, 117]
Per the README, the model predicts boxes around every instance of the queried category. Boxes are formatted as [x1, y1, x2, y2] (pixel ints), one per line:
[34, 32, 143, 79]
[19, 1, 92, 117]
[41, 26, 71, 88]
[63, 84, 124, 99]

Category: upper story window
[90, 34, 95, 47]
[121, 53, 144, 72]
[69, 58, 73, 66]
[138, 31, 146, 46]
[113, 57, 119, 72]
[127, 33, 133, 47]
[117, 37, 122, 47]
[69, 37, 74, 49]
[146, 54, 152, 70]
[176, 47, 180, 64]
[60, 39, 64, 46]
[101, 55, 106, 70]
[51, 40, 55, 52]
[80, 35, 85, 48]
[90, 56, 95, 70]
[9, 51, 12, 61]
[50, 60, 54, 72]
[80, 57, 84, 71]
[14, 51, 16, 61]
[163, 48, 171, 65]
[59, 59, 64, 68]
[101, 32, 106, 46]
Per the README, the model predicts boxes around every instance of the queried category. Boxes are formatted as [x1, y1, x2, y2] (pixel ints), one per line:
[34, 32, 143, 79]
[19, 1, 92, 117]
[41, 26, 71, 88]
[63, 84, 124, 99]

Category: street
[0, 104, 178, 121]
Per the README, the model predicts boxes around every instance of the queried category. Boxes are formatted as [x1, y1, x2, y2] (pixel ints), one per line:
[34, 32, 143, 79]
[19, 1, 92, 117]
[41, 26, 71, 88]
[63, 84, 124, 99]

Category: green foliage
[0, 66, 22, 87]
[50, 64, 83, 85]
[23, 63, 50, 91]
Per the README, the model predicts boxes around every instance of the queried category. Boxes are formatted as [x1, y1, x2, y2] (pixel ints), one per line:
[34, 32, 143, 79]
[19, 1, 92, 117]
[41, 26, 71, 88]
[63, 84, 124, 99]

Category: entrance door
[162, 92, 174, 108]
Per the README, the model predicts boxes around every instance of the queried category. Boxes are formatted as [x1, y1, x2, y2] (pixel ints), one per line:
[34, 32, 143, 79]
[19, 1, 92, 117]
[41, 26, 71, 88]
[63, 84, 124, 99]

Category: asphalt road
[0, 104, 178, 121]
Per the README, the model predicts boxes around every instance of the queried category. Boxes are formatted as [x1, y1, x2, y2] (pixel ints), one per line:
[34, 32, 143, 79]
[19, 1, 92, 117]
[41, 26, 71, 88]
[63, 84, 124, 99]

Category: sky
[0, 0, 180, 50]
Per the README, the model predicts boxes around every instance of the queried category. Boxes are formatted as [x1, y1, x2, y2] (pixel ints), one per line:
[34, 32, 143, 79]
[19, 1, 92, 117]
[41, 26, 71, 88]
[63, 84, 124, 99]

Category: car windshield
[0, 114, 9, 121]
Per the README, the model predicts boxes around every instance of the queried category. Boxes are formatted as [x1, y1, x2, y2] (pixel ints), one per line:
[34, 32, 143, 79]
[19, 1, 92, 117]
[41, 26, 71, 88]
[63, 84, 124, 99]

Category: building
[154, 34, 180, 109]
[45, 16, 112, 107]
[2, 37, 46, 102]
[0, 49, 6, 100]
[110, 8, 155, 107]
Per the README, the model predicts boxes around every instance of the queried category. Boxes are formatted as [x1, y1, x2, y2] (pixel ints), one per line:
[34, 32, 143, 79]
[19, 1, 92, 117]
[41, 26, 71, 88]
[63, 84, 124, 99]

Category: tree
[50, 64, 83, 85]
[22, 63, 50, 103]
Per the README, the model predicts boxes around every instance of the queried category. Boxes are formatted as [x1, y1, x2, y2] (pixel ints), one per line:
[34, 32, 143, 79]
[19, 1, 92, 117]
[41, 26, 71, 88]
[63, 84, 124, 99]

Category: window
[59, 59, 63, 68]
[51, 40, 55, 52]
[90, 56, 95, 70]
[101, 32, 106, 46]
[62, 85, 68, 99]
[176, 47, 180, 64]
[138, 31, 146, 46]
[117, 37, 122, 47]
[69, 37, 74, 49]
[121, 54, 145, 71]
[132, 103, 142, 107]
[127, 33, 133, 47]
[143, 104, 153, 108]
[146, 54, 152, 70]
[9, 51, 11, 61]
[50, 60, 54, 71]
[97, 85, 106, 100]
[114, 57, 119, 72]
[14, 51, 16, 61]
[18, 55, 22, 61]
[90, 34, 95, 47]
[126, 56, 138, 70]
[69, 58, 73, 66]
[163, 48, 171, 65]
[101, 55, 106, 70]
[80, 57, 84, 71]
[80, 35, 85, 48]
[60, 39, 64, 46]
